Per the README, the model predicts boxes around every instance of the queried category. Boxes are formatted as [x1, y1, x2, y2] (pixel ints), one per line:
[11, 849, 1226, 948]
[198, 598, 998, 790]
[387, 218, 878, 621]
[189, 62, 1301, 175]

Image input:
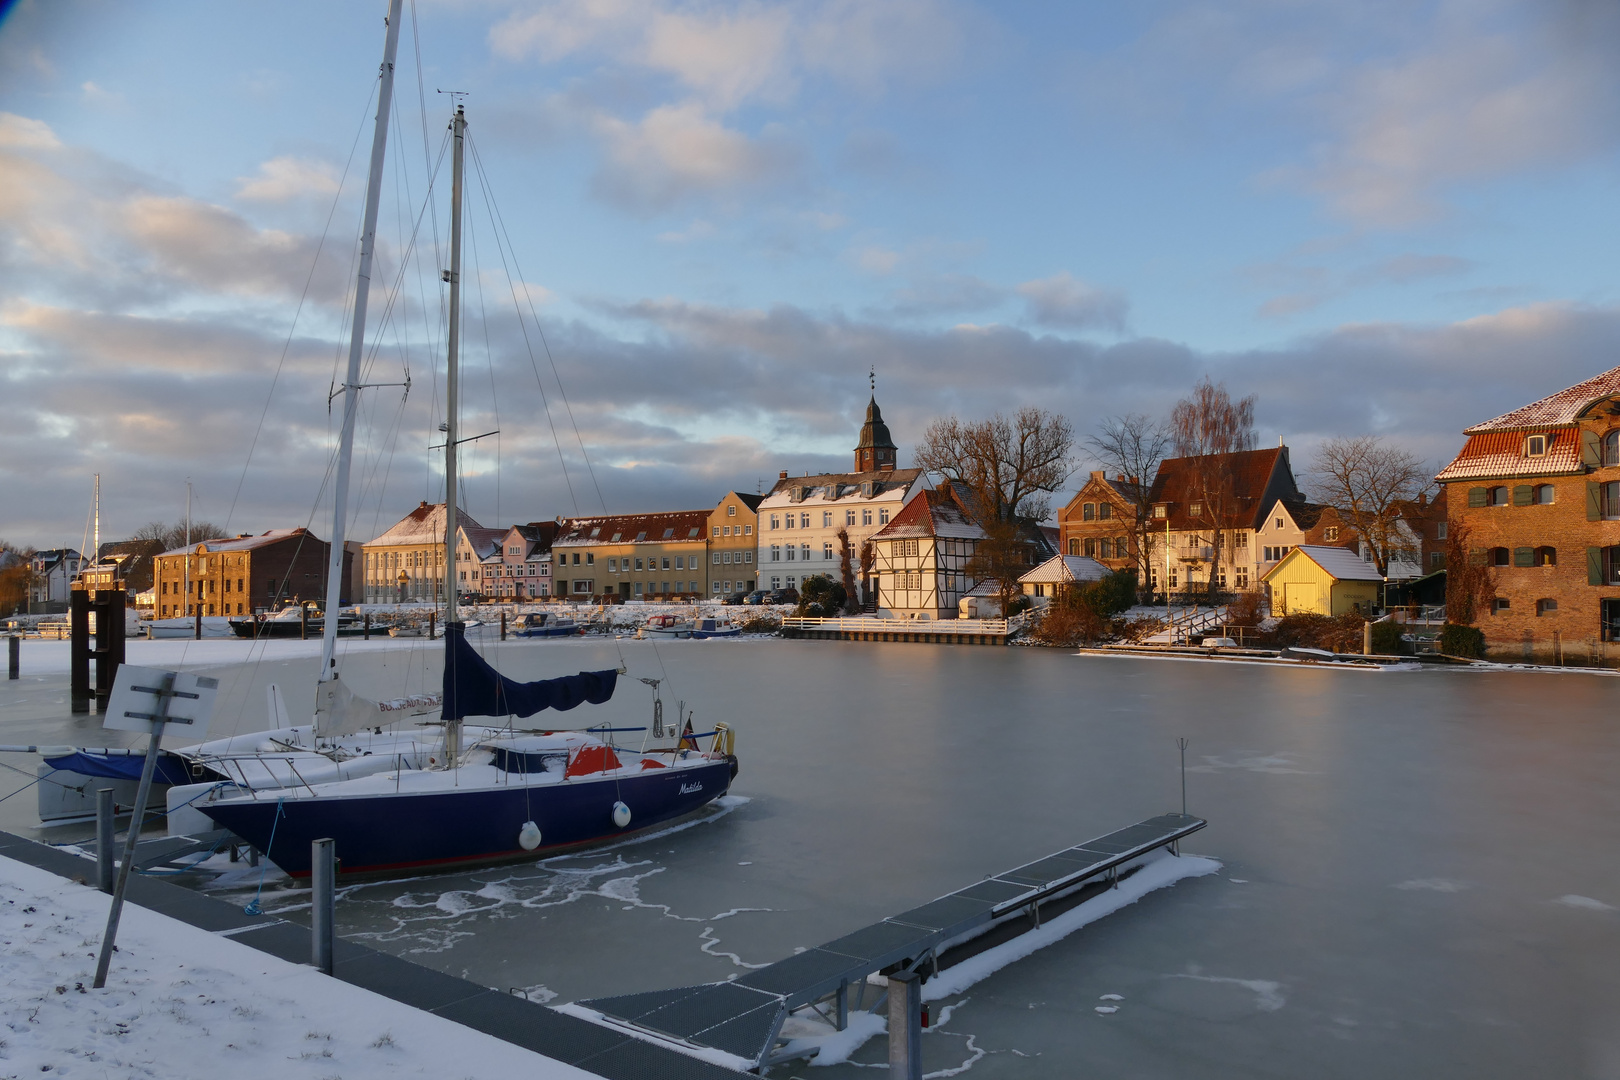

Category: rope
[244, 796, 286, 916]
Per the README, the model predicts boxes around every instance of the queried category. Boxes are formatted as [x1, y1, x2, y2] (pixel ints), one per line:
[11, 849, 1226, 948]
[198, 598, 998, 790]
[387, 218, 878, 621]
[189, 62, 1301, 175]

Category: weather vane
[869, 366, 875, 394]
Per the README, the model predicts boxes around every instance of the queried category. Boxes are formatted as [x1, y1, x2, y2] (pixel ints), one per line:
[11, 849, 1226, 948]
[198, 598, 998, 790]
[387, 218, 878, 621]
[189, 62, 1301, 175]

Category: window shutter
[1468, 487, 1487, 508]
[1588, 482, 1602, 522]
[1512, 485, 1532, 506]
[1513, 547, 1533, 567]
[1589, 547, 1604, 586]
[1469, 548, 1487, 567]
[1582, 429, 1601, 466]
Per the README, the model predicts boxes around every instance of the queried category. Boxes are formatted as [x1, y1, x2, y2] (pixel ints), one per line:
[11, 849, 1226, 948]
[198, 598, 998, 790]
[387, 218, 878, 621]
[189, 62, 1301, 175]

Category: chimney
[1090, 470, 1105, 482]
[779, 470, 788, 480]
[1417, 492, 1427, 507]
[1116, 473, 1125, 482]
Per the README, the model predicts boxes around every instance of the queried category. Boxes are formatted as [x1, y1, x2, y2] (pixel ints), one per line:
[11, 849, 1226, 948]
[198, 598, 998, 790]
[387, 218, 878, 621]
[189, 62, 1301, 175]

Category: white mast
[184, 478, 191, 614]
[318, 0, 404, 686]
[442, 103, 466, 768]
[92, 473, 100, 567]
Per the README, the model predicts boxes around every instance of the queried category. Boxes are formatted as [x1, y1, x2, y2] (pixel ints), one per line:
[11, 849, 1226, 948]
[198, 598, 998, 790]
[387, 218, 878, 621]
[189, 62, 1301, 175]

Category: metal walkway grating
[580, 812, 1206, 1070]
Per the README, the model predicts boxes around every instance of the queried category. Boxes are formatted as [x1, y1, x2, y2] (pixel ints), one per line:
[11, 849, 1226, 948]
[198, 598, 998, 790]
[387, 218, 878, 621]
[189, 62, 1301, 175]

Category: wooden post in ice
[7, 634, 17, 680]
[887, 971, 922, 1080]
[96, 788, 115, 893]
[1363, 620, 1373, 656]
[311, 838, 336, 975]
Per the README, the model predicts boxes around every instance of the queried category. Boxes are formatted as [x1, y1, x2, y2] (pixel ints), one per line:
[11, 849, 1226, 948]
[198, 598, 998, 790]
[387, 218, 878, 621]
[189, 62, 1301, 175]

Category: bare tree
[1087, 413, 1171, 590]
[837, 527, 860, 614]
[1444, 518, 1495, 626]
[1309, 436, 1431, 575]
[1170, 378, 1256, 601]
[914, 407, 1074, 524]
[0, 539, 35, 616]
[132, 520, 230, 552]
[965, 520, 1033, 618]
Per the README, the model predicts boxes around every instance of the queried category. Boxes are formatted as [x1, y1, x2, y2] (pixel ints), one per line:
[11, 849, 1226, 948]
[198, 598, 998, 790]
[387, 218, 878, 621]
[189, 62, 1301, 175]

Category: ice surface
[1166, 973, 1286, 1012]
[0, 854, 590, 1078]
[1394, 878, 1472, 892]
[1094, 1005, 1118, 1014]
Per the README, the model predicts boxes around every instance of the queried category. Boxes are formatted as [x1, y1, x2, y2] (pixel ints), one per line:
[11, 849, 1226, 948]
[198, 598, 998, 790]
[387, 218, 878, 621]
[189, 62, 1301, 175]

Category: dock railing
[782, 615, 1012, 635]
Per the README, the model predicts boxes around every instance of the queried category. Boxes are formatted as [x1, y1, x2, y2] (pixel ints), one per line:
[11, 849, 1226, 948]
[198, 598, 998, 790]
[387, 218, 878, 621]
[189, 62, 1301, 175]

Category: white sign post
[92, 666, 218, 988]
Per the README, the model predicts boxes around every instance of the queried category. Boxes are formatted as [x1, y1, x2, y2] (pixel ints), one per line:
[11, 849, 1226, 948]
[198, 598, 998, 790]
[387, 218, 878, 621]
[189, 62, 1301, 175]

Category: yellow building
[1261, 544, 1382, 616]
[706, 492, 762, 598]
[553, 510, 711, 601]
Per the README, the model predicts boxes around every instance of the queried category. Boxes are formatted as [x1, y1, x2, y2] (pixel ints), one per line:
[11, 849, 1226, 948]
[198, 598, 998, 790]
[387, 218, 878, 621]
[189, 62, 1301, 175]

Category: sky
[2, 0, 1619, 549]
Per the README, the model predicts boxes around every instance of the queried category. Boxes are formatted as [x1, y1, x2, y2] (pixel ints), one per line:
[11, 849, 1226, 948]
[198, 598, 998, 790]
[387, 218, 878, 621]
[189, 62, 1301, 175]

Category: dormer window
[1153, 505, 1167, 519]
[1526, 434, 1546, 457]
[1190, 501, 1203, 517]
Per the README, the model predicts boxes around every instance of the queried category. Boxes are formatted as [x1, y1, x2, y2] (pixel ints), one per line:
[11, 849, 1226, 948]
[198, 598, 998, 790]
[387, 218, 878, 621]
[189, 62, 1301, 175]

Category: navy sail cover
[442, 622, 617, 720]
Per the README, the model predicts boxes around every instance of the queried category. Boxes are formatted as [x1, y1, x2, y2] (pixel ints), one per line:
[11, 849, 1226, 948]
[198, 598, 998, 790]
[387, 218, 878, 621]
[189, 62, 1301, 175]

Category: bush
[1074, 569, 1137, 618]
[1030, 603, 1109, 647]
[1272, 612, 1366, 652]
[795, 574, 846, 617]
[1226, 590, 1264, 627]
[740, 614, 782, 635]
[1369, 619, 1407, 655]
[1439, 623, 1485, 658]
[1006, 594, 1033, 616]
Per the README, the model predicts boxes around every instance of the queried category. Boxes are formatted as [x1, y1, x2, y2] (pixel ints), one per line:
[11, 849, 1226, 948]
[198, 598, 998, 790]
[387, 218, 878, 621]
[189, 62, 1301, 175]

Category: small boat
[689, 617, 740, 639]
[146, 616, 235, 639]
[638, 614, 692, 639]
[229, 606, 366, 639]
[510, 613, 579, 638]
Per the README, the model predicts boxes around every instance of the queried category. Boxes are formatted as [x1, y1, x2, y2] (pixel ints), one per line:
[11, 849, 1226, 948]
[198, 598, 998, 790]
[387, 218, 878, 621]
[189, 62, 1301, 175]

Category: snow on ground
[0, 854, 592, 1079]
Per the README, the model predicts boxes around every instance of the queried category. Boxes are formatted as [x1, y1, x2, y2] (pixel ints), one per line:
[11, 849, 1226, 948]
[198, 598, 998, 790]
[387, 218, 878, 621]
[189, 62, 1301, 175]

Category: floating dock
[578, 812, 1206, 1073]
[780, 615, 1018, 646]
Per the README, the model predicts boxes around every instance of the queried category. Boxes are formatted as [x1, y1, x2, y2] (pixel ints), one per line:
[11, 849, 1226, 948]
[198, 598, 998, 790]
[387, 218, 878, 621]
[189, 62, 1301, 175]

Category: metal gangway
[578, 812, 1206, 1073]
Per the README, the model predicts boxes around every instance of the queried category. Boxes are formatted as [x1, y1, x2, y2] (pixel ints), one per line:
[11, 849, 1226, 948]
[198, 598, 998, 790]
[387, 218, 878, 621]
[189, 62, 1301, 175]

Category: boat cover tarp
[443, 621, 617, 720]
[42, 750, 191, 786]
[313, 674, 442, 738]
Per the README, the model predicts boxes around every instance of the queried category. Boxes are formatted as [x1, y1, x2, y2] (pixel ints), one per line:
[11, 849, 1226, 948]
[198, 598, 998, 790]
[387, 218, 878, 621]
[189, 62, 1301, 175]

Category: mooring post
[311, 837, 336, 974]
[887, 971, 922, 1080]
[1363, 620, 1373, 656]
[96, 787, 115, 893]
[363, 612, 370, 641]
[69, 588, 90, 713]
[501, 612, 507, 640]
[300, 604, 309, 641]
[428, 612, 435, 640]
[7, 634, 17, 680]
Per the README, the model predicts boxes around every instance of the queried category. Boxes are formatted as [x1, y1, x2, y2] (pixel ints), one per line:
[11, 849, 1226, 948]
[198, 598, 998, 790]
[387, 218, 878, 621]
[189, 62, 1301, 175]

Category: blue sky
[3, 0, 1619, 547]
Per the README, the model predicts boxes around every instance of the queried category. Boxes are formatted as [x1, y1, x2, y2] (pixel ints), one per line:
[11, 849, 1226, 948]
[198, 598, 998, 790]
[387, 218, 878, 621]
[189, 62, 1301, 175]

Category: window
[509, 545, 520, 555]
[1534, 484, 1555, 505]
[1082, 503, 1095, 521]
[1190, 502, 1202, 517]
[634, 557, 644, 571]
[1491, 547, 1511, 567]
[1236, 566, 1248, 588]
[1606, 430, 1620, 466]
[862, 510, 873, 526]
[608, 558, 618, 572]
[846, 510, 857, 526]
[823, 512, 833, 527]
[713, 552, 722, 565]
[1437, 522, 1448, 540]
[1098, 503, 1112, 521]
[1604, 481, 1620, 520]
[713, 527, 721, 538]
[1084, 538, 1096, 557]
[786, 545, 796, 561]
[713, 581, 723, 593]
[1489, 486, 1509, 506]
[1324, 526, 1339, 542]
[801, 544, 811, 560]
[1491, 597, 1510, 613]
[1537, 598, 1558, 616]
[879, 509, 889, 524]
[801, 513, 810, 528]
[784, 514, 794, 530]
[823, 542, 834, 559]
[635, 582, 644, 595]
[1234, 530, 1247, 548]
[770, 515, 780, 530]
[661, 557, 671, 570]
[727, 504, 736, 517]
[771, 545, 781, 561]
[1155, 505, 1168, 519]
[1526, 434, 1546, 457]
[1098, 538, 1111, 559]
[573, 580, 593, 594]
[743, 525, 753, 536]
[1535, 546, 1556, 566]
[586, 553, 595, 565]
[1069, 539, 1079, 556]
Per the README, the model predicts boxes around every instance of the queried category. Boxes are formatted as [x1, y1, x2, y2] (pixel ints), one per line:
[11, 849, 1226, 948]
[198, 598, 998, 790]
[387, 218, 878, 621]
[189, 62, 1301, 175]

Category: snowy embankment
[0, 854, 591, 1079]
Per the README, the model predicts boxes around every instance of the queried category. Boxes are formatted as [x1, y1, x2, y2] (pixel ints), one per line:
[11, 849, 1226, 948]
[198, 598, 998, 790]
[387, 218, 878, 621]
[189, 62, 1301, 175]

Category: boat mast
[318, 0, 404, 685]
[442, 103, 466, 767]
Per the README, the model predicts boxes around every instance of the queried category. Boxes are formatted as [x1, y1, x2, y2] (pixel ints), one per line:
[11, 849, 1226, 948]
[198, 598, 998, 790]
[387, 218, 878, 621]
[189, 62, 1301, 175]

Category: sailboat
[178, 14, 736, 878]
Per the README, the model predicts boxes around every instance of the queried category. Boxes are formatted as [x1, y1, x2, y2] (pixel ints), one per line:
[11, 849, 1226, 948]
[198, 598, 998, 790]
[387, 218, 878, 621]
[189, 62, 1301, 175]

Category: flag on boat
[442, 621, 617, 720]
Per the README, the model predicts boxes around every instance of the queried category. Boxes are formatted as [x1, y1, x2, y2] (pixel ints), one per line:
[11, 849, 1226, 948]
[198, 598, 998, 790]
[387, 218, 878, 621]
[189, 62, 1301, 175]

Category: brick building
[1437, 366, 1620, 661]
[153, 529, 347, 618]
[1057, 472, 1142, 572]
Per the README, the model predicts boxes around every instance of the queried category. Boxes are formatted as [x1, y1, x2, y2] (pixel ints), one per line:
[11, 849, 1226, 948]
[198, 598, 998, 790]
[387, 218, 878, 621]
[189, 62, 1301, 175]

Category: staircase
[1143, 605, 1229, 645]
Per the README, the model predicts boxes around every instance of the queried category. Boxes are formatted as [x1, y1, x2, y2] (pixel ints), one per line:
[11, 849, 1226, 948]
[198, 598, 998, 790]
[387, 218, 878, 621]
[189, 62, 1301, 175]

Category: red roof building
[1141, 445, 1301, 596]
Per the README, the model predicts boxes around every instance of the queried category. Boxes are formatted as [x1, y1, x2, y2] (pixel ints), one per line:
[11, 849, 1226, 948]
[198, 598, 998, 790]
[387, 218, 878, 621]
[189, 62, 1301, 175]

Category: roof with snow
[870, 488, 984, 541]
[1436, 428, 1583, 482]
[1264, 544, 1383, 583]
[553, 509, 711, 546]
[758, 468, 924, 509]
[1464, 365, 1620, 433]
[1018, 554, 1112, 585]
[367, 502, 486, 547]
[160, 529, 320, 557]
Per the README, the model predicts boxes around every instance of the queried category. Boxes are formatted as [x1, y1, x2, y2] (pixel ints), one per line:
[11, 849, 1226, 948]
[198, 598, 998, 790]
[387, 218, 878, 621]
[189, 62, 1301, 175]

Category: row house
[707, 492, 763, 598]
[869, 487, 984, 619]
[552, 510, 711, 601]
[1143, 445, 1301, 595]
[153, 528, 347, 618]
[756, 396, 927, 596]
[479, 522, 559, 600]
[360, 501, 501, 604]
[1436, 364, 1620, 658]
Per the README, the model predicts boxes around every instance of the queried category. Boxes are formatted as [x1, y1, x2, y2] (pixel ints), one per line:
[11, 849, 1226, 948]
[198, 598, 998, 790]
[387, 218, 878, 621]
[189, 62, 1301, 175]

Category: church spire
[854, 370, 897, 472]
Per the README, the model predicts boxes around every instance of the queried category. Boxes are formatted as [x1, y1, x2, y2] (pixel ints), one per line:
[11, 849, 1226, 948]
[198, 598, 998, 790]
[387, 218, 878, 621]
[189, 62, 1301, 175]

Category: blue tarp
[442, 621, 617, 720]
[42, 750, 191, 786]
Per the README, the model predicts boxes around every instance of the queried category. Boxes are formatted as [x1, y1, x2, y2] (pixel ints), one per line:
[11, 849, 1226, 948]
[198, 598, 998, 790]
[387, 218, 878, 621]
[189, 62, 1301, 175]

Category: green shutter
[1513, 485, 1532, 506]
[1513, 547, 1533, 567]
[1468, 487, 1487, 508]
[1589, 482, 1602, 521]
[1469, 548, 1487, 567]
[1582, 429, 1601, 466]
[1589, 547, 1604, 586]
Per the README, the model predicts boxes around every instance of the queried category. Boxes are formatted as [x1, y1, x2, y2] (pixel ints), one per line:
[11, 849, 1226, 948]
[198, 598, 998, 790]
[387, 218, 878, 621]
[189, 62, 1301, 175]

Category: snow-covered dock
[0, 829, 744, 1079]
[574, 813, 1210, 1075]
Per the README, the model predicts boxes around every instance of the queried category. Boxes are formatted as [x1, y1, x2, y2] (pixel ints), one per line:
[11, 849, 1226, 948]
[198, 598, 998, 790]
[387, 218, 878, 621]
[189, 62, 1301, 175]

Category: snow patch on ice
[1166, 973, 1286, 1011]
[1099, 993, 1123, 1001]
[921, 852, 1221, 1002]
[553, 1002, 756, 1071]
[772, 1007, 887, 1067]
[1394, 877, 1471, 893]
[1094, 1005, 1118, 1014]
[1187, 752, 1311, 774]
[1554, 894, 1615, 911]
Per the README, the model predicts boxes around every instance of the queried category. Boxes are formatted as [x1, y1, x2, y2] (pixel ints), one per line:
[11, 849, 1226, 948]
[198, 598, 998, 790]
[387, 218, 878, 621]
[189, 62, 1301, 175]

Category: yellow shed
[1261, 544, 1382, 616]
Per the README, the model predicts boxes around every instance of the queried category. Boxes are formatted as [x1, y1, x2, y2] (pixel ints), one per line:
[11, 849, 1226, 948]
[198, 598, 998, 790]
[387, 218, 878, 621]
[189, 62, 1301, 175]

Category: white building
[755, 395, 926, 596]
[28, 548, 83, 613]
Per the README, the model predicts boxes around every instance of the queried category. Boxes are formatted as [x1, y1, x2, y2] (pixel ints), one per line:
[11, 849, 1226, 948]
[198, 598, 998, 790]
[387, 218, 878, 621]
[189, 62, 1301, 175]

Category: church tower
[854, 371, 898, 473]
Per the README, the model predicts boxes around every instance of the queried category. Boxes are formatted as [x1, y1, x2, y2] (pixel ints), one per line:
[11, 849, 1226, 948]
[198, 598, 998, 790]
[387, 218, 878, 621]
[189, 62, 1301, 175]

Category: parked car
[767, 588, 800, 605]
[742, 590, 770, 606]
[721, 591, 749, 605]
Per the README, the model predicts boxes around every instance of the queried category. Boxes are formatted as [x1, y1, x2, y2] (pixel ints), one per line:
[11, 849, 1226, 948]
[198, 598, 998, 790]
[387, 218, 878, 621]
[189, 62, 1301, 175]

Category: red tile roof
[1435, 429, 1582, 482]
[870, 488, 983, 541]
[554, 510, 711, 546]
[1465, 365, 1620, 433]
[1145, 447, 1294, 531]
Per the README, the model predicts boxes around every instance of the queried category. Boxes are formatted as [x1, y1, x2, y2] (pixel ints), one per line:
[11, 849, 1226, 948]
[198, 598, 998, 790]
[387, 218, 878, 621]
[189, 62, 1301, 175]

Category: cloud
[235, 156, 341, 202]
[1362, 253, 1473, 284]
[0, 112, 61, 149]
[80, 80, 123, 107]
[1017, 272, 1128, 331]
[590, 101, 796, 211]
